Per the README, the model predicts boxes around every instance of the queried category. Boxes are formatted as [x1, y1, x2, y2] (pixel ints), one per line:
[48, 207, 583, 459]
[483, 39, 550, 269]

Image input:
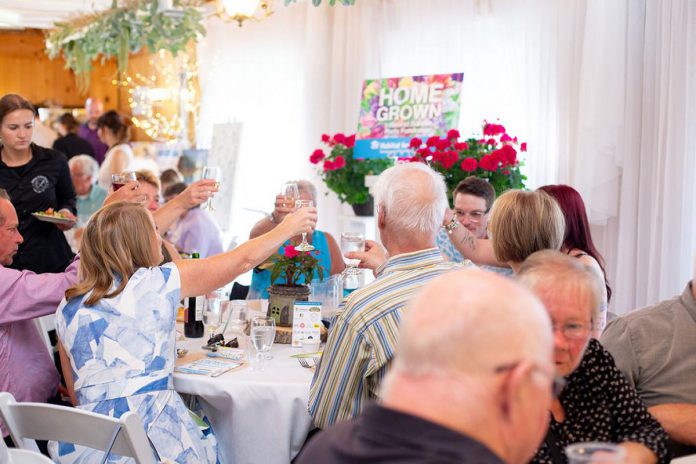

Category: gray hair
[0, 188, 9, 225]
[516, 250, 603, 327]
[373, 163, 448, 236]
[68, 155, 99, 179]
[290, 180, 317, 202]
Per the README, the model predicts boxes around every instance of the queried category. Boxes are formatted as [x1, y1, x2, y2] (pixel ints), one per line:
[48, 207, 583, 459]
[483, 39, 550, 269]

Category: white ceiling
[0, 0, 113, 29]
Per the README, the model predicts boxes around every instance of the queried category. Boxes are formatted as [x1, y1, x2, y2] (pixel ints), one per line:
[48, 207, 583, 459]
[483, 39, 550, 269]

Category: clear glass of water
[341, 232, 365, 276]
[250, 317, 275, 370]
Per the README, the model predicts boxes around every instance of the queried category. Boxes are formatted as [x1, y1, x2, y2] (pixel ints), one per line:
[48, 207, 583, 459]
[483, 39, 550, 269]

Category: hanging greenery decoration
[45, 0, 205, 92]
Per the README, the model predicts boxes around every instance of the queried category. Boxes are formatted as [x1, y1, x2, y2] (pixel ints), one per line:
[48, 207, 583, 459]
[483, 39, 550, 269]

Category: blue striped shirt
[308, 248, 472, 428]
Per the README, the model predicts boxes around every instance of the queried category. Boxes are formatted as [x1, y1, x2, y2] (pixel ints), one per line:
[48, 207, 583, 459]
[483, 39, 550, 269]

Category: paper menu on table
[292, 301, 322, 347]
[175, 358, 241, 376]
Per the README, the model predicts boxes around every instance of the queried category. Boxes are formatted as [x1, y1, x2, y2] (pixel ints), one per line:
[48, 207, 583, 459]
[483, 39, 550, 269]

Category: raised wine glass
[111, 171, 137, 191]
[294, 199, 314, 252]
[341, 232, 365, 276]
[201, 166, 222, 211]
[281, 182, 300, 209]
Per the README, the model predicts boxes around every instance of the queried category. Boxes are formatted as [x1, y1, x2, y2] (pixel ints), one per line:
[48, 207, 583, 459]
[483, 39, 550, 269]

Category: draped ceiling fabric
[197, 0, 696, 314]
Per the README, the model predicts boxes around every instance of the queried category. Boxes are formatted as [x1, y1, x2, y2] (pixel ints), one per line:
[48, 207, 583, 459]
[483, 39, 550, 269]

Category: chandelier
[215, 0, 273, 27]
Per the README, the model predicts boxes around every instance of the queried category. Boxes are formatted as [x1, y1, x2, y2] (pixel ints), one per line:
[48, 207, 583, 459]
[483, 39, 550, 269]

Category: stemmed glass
[294, 199, 314, 251]
[203, 291, 225, 340]
[221, 300, 248, 337]
[341, 232, 365, 276]
[201, 166, 221, 211]
[111, 171, 137, 191]
[250, 317, 276, 369]
[281, 182, 300, 209]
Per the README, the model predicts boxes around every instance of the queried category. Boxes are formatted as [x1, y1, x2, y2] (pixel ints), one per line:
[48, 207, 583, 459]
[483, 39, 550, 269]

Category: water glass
[201, 166, 222, 211]
[281, 182, 300, 207]
[341, 232, 365, 275]
[565, 442, 626, 464]
[250, 317, 276, 370]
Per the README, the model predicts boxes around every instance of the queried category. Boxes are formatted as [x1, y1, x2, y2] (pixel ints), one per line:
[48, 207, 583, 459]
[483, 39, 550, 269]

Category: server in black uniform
[0, 94, 77, 273]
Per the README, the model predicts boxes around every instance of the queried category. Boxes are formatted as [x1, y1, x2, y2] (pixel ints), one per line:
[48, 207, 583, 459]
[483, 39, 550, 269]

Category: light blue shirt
[75, 184, 107, 227]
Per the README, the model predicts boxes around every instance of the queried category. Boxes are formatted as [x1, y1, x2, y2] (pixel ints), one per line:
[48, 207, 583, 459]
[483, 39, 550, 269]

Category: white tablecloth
[173, 333, 315, 464]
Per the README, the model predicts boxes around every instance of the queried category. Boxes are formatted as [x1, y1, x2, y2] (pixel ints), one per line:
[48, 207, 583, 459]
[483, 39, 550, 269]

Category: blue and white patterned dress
[51, 263, 218, 463]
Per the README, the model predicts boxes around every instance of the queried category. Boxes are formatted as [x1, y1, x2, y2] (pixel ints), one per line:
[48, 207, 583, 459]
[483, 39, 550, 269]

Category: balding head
[394, 269, 552, 377]
[85, 98, 104, 125]
[373, 163, 448, 250]
[381, 269, 554, 464]
[0, 190, 23, 265]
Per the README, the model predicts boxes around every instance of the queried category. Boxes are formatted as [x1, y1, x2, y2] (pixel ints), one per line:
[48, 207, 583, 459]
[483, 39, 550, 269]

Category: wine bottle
[184, 252, 204, 338]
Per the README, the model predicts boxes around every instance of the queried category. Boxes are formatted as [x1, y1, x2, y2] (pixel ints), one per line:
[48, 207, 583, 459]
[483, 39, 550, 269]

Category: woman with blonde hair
[52, 201, 317, 463]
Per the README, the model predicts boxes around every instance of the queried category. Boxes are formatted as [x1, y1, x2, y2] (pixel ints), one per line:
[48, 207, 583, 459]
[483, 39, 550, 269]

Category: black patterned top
[532, 338, 669, 463]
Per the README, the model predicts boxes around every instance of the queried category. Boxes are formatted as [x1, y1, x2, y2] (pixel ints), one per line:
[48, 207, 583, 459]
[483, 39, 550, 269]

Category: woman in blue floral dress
[51, 201, 317, 463]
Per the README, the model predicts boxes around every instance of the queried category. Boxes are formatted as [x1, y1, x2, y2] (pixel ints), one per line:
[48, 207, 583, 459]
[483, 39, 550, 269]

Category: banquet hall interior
[0, 0, 695, 463]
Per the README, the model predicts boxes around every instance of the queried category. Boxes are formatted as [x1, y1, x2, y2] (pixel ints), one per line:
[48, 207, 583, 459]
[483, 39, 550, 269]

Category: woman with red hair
[538, 184, 611, 332]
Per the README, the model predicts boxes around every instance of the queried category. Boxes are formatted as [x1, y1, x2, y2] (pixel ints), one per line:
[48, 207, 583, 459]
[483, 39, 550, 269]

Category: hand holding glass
[201, 166, 221, 211]
[294, 199, 315, 251]
[341, 232, 365, 275]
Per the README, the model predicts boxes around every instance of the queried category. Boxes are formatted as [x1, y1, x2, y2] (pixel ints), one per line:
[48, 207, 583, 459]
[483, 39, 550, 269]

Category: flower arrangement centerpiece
[405, 121, 527, 200]
[309, 133, 393, 215]
[260, 244, 324, 327]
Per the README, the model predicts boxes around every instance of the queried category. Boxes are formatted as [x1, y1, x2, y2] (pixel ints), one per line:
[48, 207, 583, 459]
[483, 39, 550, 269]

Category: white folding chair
[0, 392, 158, 464]
[1, 435, 53, 464]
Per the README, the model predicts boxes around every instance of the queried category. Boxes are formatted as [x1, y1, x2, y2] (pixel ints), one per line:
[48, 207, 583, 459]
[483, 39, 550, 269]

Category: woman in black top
[52, 112, 95, 161]
[518, 251, 668, 464]
[0, 94, 77, 273]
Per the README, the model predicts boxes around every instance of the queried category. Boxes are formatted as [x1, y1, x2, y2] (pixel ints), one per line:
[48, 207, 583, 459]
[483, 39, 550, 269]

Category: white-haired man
[309, 163, 473, 428]
[68, 155, 107, 226]
[601, 255, 696, 457]
[298, 270, 555, 463]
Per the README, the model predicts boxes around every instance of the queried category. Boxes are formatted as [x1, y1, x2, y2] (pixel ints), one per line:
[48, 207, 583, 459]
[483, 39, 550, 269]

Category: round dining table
[173, 323, 316, 464]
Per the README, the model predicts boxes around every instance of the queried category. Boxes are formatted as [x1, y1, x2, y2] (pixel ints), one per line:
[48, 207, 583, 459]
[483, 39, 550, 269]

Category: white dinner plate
[31, 212, 73, 225]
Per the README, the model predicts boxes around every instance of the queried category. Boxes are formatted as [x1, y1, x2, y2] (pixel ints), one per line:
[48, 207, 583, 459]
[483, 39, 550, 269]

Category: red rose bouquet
[404, 121, 527, 199]
[309, 133, 393, 206]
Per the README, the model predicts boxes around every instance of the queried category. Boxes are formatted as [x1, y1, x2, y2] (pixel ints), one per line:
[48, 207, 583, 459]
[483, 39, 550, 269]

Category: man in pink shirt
[0, 188, 78, 439]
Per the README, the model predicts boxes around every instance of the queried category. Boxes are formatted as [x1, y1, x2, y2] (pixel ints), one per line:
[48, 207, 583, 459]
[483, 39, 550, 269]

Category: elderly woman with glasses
[517, 250, 668, 464]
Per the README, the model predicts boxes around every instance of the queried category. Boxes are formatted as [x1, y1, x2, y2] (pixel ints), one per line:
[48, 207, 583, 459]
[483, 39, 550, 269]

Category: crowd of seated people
[2, 89, 694, 464]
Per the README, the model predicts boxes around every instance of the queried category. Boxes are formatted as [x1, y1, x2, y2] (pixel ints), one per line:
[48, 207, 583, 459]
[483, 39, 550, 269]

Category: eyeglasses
[453, 210, 488, 223]
[495, 362, 566, 398]
[552, 322, 592, 340]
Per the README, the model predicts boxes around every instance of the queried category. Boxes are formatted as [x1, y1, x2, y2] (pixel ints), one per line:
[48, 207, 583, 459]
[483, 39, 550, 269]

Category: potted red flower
[403, 120, 527, 200]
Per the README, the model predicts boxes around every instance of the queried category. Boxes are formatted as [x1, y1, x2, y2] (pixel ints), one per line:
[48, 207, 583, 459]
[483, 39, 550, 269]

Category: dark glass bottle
[184, 252, 204, 338]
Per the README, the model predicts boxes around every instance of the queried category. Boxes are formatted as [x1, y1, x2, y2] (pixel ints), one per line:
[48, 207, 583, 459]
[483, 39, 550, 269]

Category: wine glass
[204, 291, 225, 340]
[294, 199, 314, 251]
[281, 182, 300, 209]
[201, 166, 222, 211]
[111, 171, 137, 191]
[341, 232, 365, 276]
[250, 317, 276, 369]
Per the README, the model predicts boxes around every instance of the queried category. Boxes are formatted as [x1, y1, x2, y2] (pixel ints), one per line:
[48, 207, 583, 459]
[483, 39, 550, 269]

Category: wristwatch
[444, 216, 460, 235]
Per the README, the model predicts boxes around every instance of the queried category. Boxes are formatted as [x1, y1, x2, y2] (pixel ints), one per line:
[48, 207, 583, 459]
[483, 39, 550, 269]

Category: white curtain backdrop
[197, 0, 696, 313]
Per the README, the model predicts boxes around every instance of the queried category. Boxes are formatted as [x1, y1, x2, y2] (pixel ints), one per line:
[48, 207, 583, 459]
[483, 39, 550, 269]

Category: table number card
[292, 301, 322, 347]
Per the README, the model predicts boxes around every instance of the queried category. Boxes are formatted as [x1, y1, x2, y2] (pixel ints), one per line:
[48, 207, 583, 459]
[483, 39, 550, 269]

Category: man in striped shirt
[309, 163, 474, 428]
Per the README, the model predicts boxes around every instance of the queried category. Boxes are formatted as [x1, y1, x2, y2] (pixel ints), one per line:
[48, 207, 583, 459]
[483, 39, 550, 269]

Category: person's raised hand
[345, 239, 387, 271]
[272, 194, 295, 223]
[178, 179, 219, 209]
[103, 180, 146, 206]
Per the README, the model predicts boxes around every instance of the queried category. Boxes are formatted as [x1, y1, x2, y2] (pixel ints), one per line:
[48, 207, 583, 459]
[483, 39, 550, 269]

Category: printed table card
[292, 301, 323, 348]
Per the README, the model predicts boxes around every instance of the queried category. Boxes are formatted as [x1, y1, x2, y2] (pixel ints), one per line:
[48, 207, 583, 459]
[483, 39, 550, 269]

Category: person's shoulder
[33, 144, 68, 163]
[613, 296, 680, 330]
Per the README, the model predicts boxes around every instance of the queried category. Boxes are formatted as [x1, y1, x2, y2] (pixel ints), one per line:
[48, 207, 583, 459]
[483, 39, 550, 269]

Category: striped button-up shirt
[308, 248, 472, 428]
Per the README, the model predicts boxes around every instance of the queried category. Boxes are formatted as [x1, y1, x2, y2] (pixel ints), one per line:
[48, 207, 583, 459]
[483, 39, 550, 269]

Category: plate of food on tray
[31, 208, 74, 225]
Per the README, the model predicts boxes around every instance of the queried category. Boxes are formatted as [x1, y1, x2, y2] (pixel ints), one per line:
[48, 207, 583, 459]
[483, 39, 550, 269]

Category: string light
[117, 50, 200, 143]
